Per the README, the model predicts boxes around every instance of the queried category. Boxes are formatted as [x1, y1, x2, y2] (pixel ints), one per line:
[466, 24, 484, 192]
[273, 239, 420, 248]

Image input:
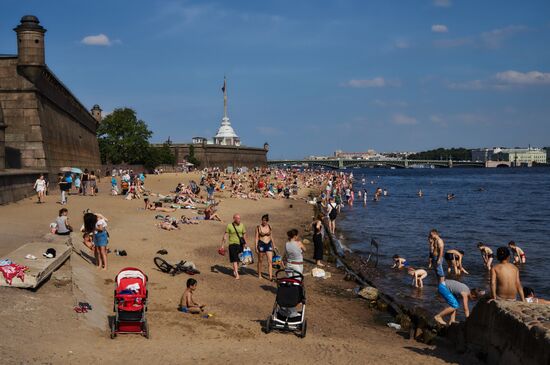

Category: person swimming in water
[444, 249, 469, 275]
[446, 193, 455, 201]
[417, 189, 423, 197]
[392, 255, 408, 269]
[407, 267, 427, 288]
[477, 242, 494, 270]
[508, 241, 526, 264]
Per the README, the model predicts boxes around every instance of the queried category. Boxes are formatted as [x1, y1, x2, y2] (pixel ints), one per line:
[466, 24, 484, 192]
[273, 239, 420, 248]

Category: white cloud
[430, 115, 447, 127]
[81, 34, 113, 46]
[447, 70, 550, 91]
[433, 0, 452, 7]
[433, 25, 527, 49]
[431, 24, 449, 33]
[393, 39, 411, 49]
[392, 113, 417, 125]
[495, 70, 550, 85]
[447, 80, 485, 90]
[480, 25, 528, 49]
[342, 77, 401, 88]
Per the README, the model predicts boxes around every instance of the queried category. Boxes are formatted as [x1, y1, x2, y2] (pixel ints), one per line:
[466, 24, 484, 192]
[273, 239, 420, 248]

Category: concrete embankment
[458, 299, 550, 365]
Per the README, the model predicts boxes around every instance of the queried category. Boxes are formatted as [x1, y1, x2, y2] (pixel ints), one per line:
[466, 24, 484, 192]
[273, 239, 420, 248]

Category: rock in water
[357, 286, 379, 300]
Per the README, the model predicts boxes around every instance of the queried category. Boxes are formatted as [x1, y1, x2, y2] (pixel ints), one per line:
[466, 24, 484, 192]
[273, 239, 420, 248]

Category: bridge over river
[267, 158, 486, 169]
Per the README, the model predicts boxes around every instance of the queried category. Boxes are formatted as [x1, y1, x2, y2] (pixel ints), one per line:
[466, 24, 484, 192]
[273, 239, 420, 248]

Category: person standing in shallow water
[312, 214, 324, 266]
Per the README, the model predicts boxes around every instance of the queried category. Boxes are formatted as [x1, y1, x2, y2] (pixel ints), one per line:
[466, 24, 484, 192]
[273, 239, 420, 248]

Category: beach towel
[0, 263, 28, 285]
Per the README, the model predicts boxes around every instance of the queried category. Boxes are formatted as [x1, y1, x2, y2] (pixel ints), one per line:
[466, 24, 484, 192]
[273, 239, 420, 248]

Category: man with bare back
[491, 247, 525, 301]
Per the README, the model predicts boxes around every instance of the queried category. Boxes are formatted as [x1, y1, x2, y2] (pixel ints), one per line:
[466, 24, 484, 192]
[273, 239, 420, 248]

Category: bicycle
[153, 257, 200, 276]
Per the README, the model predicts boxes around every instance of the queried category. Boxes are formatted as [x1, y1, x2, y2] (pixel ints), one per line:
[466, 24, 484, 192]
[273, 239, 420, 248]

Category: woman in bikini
[255, 214, 276, 281]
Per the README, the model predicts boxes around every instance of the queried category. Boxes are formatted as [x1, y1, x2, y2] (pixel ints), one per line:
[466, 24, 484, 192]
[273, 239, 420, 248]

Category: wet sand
[0, 173, 476, 364]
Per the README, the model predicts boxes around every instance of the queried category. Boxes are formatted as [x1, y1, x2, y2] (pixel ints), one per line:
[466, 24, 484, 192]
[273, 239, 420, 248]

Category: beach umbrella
[70, 167, 83, 174]
[60, 167, 72, 172]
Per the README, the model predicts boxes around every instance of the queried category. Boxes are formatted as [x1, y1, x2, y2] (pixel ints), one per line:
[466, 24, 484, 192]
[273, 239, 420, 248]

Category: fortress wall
[0, 58, 45, 169]
[36, 94, 101, 174]
[171, 144, 267, 169]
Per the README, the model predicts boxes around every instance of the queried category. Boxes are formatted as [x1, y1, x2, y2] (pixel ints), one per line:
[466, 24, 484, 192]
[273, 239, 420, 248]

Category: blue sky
[2, 0, 549, 159]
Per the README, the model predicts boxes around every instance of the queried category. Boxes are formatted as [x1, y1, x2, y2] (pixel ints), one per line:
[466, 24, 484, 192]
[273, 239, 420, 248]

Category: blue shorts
[434, 257, 445, 278]
[258, 241, 273, 253]
[438, 283, 459, 309]
[94, 231, 109, 247]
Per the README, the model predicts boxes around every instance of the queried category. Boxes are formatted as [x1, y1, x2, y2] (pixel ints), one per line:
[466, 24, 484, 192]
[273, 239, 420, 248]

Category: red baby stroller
[110, 267, 149, 339]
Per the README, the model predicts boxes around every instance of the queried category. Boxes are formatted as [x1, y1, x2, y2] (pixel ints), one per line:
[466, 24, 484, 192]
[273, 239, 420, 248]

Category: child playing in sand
[508, 241, 526, 264]
[407, 267, 427, 288]
[179, 278, 206, 314]
[392, 255, 408, 269]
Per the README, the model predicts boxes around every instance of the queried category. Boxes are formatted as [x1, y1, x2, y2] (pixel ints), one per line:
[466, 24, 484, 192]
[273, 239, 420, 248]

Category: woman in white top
[33, 174, 46, 203]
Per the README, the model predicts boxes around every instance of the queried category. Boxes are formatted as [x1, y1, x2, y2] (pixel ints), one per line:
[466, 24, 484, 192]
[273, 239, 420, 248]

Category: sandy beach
[0, 173, 475, 364]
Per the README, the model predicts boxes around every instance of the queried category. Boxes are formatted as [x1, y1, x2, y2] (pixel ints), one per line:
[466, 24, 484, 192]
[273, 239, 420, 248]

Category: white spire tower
[214, 76, 240, 146]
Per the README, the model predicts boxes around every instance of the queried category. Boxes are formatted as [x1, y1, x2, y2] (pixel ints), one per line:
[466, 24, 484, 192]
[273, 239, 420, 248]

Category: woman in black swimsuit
[312, 214, 324, 266]
[255, 214, 276, 280]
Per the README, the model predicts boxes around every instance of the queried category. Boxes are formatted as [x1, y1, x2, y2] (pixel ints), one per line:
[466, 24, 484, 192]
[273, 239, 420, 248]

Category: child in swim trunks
[508, 241, 526, 264]
[407, 267, 427, 288]
[179, 278, 206, 314]
[477, 242, 493, 270]
[392, 255, 408, 269]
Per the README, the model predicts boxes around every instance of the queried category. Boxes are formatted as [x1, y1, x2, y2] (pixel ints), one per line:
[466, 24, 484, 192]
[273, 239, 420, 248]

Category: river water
[337, 167, 550, 313]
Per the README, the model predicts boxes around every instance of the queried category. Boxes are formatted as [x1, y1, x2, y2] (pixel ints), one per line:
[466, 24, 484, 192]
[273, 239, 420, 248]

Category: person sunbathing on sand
[156, 221, 178, 230]
[180, 215, 199, 225]
[147, 202, 176, 212]
[179, 278, 206, 314]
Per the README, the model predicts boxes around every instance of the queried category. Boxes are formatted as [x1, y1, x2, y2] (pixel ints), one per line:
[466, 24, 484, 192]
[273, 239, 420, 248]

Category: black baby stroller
[264, 269, 307, 338]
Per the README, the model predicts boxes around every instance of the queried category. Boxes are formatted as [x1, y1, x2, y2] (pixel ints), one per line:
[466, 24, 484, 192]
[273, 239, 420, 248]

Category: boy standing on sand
[179, 278, 206, 314]
[430, 229, 445, 283]
[490, 247, 525, 301]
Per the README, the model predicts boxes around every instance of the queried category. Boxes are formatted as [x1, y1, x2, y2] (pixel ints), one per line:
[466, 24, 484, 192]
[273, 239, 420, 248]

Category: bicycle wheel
[154, 256, 173, 273]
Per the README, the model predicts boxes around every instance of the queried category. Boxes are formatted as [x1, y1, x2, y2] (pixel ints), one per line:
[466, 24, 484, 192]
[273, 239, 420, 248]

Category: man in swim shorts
[434, 279, 483, 325]
[430, 229, 445, 283]
[491, 247, 525, 301]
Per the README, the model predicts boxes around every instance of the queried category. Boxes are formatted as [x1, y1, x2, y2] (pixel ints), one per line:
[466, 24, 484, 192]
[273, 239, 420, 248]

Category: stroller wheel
[143, 320, 150, 339]
[264, 316, 272, 334]
[299, 320, 307, 338]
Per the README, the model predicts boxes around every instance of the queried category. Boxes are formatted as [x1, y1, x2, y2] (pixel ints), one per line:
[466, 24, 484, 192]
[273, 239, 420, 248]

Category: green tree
[97, 108, 152, 164]
[187, 144, 201, 167]
[158, 141, 176, 165]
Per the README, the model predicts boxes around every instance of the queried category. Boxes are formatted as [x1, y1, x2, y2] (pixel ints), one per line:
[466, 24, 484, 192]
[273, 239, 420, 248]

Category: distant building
[471, 148, 495, 162]
[472, 147, 547, 166]
[334, 150, 377, 159]
[497, 147, 547, 165]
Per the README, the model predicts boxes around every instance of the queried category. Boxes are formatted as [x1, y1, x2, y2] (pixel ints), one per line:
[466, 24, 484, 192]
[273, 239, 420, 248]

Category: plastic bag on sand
[312, 268, 326, 278]
[387, 323, 401, 330]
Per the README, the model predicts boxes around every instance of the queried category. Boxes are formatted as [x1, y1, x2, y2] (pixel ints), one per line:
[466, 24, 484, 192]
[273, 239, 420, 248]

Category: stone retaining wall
[464, 299, 550, 365]
[0, 169, 45, 204]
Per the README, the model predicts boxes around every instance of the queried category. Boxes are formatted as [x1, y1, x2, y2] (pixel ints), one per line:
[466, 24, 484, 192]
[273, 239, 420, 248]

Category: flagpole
[223, 75, 227, 119]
